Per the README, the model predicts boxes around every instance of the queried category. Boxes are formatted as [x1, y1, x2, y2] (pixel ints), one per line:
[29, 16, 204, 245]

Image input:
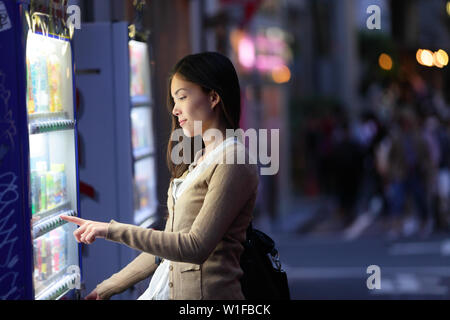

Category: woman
[62, 52, 259, 300]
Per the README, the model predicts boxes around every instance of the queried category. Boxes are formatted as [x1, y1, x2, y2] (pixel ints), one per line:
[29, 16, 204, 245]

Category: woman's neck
[200, 127, 228, 162]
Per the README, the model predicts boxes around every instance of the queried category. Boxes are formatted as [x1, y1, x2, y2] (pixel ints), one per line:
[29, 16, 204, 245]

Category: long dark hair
[166, 52, 241, 181]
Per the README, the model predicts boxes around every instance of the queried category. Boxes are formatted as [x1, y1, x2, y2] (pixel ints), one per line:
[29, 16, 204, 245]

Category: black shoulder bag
[240, 223, 291, 300]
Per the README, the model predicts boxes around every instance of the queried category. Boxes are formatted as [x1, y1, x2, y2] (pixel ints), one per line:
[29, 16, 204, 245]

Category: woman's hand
[60, 215, 109, 245]
[84, 289, 102, 300]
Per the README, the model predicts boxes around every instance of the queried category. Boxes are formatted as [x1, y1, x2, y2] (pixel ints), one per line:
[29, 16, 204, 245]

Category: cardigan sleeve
[105, 162, 259, 265]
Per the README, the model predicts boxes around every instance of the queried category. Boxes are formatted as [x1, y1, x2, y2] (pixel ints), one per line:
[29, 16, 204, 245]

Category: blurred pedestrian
[384, 108, 434, 238]
[331, 118, 364, 227]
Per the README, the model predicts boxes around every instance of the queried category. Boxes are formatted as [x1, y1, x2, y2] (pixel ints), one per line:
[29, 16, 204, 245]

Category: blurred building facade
[68, 0, 450, 300]
[76, 0, 450, 237]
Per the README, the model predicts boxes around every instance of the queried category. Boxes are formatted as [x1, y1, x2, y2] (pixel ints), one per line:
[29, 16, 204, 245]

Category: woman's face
[171, 73, 220, 138]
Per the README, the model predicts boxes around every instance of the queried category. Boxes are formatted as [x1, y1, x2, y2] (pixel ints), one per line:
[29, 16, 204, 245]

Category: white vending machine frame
[73, 22, 159, 299]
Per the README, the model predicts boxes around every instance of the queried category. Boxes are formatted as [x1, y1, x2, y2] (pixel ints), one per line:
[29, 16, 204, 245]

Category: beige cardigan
[96, 143, 259, 300]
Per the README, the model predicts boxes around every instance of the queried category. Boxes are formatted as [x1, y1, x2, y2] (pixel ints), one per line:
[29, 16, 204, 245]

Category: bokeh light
[378, 53, 393, 71]
[435, 49, 449, 67]
[419, 49, 434, 67]
[271, 65, 291, 83]
[238, 36, 256, 69]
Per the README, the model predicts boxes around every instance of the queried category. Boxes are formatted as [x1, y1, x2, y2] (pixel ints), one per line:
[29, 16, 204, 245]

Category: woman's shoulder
[211, 142, 259, 183]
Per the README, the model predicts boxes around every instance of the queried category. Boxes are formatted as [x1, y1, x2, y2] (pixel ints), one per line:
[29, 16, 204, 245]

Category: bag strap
[246, 222, 278, 255]
[246, 221, 253, 239]
[248, 221, 254, 231]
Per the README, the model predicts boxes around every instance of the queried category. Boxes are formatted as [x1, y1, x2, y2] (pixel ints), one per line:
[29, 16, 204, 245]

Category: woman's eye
[179, 96, 186, 100]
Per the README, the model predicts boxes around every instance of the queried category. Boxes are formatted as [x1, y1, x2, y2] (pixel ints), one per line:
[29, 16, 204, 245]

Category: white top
[137, 136, 241, 300]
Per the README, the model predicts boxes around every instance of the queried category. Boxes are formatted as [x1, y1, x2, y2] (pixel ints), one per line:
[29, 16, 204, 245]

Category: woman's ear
[209, 91, 221, 109]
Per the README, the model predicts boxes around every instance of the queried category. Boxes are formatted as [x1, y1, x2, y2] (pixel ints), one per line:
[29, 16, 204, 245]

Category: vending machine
[0, 0, 81, 300]
[73, 22, 158, 299]
[129, 39, 158, 227]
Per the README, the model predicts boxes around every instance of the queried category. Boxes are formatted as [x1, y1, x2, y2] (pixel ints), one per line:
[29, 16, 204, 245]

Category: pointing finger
[61, 215, 86, 226]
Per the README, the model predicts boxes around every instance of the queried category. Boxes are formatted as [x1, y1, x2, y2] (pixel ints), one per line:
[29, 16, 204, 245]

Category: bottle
[40, 236, 48, 280]
[33, 239, 39, 283]
[58, 164, 67, 203]
[30, 170, 39, 215]
[26, 58, 36, 114]
[45, 234, 53, 279]
[61, 229, 68, 270]
[46, 171, 55, 210]
[61, 168, 67, 203]
[50, 164, 65, 205]
[35, 238, 43, 283]
[36, 161, 47, 212]
[139, 178, 149, 208]
[49, 230, 60, 274]
[29, 55, 39, 112]
[132, 127, 138, 151]
[30, 53, 49, 113]
[47, 54, 62, 113]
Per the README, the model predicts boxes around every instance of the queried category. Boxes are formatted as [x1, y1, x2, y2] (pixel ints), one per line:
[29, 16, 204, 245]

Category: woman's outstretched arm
[61, 215, 169, 300]
[105, 163, 259, 265]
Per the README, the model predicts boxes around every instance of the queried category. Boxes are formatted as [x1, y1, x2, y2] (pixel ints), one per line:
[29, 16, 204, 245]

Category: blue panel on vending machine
[0, 0, 34, 300]
[0, 0, 82, 300]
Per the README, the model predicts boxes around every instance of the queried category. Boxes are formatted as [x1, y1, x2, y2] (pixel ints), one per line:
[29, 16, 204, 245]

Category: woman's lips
[179, 119, 187, 126]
